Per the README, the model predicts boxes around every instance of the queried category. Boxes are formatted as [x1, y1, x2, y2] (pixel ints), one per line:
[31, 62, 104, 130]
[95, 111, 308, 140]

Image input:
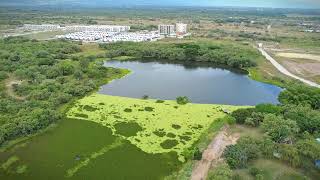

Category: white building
[158, 25, 175, 36]
[103, 31, 160, 43]
[23, 24, 61, 31]
[57, 31, 116, 41]
[64, 25, 130, 33]
[176, 23, 187, 34]
[22, 24, 130, 33]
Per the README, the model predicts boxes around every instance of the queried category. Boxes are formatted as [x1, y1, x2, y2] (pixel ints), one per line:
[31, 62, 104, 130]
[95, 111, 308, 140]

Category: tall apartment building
[158, 25, 175, 36]
[176, 23, 187, 34]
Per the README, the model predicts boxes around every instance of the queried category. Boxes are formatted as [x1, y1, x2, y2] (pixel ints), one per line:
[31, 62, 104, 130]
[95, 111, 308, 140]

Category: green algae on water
[67, 94, 244, 162]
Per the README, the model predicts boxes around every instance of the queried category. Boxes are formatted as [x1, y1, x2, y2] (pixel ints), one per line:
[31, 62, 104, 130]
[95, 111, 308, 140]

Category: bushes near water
[225, 87, 320, 179]
[176, 96, 190, 105]
[100, 41, 261, 69]
[0, 37, 126, 146]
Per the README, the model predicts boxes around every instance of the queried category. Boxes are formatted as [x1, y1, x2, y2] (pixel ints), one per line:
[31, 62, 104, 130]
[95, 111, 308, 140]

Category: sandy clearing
[5, 79, 26, 100]
[276, 53, 320, 62]
[282, 61, 320, 77]
[258, 47, 320, 88]
[191, 126, 240, 180]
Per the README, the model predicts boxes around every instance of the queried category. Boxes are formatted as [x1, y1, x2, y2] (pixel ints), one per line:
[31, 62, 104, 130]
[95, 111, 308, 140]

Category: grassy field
[67, 94, 244, 162]
[233, 159, 308, 180]
[19, 30, 67, 40]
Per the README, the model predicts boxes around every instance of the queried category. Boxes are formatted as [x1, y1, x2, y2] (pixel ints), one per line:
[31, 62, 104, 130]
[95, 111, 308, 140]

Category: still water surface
[100, 60, 282, 105]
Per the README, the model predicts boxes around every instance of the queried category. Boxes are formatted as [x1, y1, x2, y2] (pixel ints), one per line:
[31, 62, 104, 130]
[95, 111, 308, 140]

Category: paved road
[258, 47, 320, 88]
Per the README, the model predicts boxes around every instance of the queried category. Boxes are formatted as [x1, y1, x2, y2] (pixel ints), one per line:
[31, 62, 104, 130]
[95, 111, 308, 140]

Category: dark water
[99, 60, 282, 105]
[0, 119, 180, 180]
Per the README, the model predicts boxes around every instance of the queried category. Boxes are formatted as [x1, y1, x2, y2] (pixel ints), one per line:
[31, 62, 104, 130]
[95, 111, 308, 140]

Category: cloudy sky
[1, 0, 320, 9]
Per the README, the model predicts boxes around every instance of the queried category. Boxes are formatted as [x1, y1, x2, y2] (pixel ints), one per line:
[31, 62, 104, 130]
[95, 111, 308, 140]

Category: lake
[0, 60, 283, 180]
[99, 60, 282, 105]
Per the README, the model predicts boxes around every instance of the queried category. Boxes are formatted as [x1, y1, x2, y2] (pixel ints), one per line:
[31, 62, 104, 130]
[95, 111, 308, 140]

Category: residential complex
[176, 23, 188, 34]
[57, 31, 160, 42]
[158, 23, 188, 37]
[22, 24, 130, 33]
[103, 32, 160, 43]
[22, 24, 61, 31]
[64, 25, 130, 32]
[158, 24, 176, 36]
[21, 23, 188, 43]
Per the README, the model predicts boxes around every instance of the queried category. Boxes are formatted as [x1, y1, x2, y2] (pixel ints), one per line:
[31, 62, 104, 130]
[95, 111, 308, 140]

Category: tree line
[100, 41, 261, 69]
[0, 37, 124, 145]
[208, 84, 320, 179]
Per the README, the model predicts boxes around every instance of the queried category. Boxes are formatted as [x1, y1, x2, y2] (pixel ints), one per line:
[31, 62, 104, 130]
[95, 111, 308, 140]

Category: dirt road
[258, 47, 320, 88]
[191, 127, 239, 180]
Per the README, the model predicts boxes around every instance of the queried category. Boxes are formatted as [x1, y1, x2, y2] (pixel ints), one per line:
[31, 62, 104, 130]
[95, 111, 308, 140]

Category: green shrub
[244, 112, 264, 127]
[283, 105, 320, 134]
[249, 167, 261, 176]
[176, 96, 190, 105]
[156, 100, 165, 103]
[207, 163, 232, 180]
[193, 147, 202, 160]
[231, 108, 255, 124]
[255, 104, 282, 114]
[261, 114, 299, 143]
[224, 137, 260, 168]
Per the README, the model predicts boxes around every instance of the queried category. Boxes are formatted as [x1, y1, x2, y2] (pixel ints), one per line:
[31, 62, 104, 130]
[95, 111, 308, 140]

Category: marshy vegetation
[67, 94, 243, 162]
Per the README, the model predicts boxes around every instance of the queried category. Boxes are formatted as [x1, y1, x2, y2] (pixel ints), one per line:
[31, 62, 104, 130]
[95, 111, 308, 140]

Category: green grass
[21, 30, 66, 40]
[67, 94, 245, 162]
[1, 156, 19, 171]
[233, 159, 308, 180]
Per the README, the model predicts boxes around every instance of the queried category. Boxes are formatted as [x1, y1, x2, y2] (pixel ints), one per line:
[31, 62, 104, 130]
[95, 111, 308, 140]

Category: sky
[1, 0, 320, 9]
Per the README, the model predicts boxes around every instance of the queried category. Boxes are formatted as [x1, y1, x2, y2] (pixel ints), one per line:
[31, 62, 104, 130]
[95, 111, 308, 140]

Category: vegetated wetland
[0, 118, 181, 180]
[0, 94, 243, 180]
[1, 5, 320, 180]
[0, 59, 280, 179]
[0, 38, 286, 179]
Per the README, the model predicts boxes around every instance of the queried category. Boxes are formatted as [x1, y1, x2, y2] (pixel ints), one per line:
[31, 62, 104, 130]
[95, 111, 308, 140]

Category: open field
[67, 94, 244, 162]
[271, 53, 320, 84]
[277, 53, 320, 62]
[233, 159, 308, 180]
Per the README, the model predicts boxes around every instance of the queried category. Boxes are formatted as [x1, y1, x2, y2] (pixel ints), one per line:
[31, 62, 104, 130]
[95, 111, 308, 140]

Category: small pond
[99, 60, 282, 105]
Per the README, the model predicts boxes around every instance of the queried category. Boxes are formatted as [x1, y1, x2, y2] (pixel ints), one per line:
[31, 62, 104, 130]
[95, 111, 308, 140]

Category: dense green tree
[261, 114, 299, 143]
[244, 112, 264, 127]
[283, 105, 320, 134]
[231, 108, 255, 124]
[0, 37, 122, 145]
[255, 103, 282, 114]
[224, 136, 260, 168]
[279, 84, 320, 109]
[100, 41, 260, 68]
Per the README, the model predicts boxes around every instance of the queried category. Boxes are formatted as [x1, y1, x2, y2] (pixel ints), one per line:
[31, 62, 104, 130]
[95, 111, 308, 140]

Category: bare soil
[277, 53, 320, 62]
[282, 61, 320, 77]
[5, 78, 26, 100]
[191, 126, 240, 180]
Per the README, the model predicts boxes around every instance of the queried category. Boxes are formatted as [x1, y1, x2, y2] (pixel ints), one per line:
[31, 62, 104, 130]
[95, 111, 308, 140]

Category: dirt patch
[282, 61, 320, 77]
[277, 53, 320, 62]
[191, 126, 240, 180]
[4, 78, 26, 100]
